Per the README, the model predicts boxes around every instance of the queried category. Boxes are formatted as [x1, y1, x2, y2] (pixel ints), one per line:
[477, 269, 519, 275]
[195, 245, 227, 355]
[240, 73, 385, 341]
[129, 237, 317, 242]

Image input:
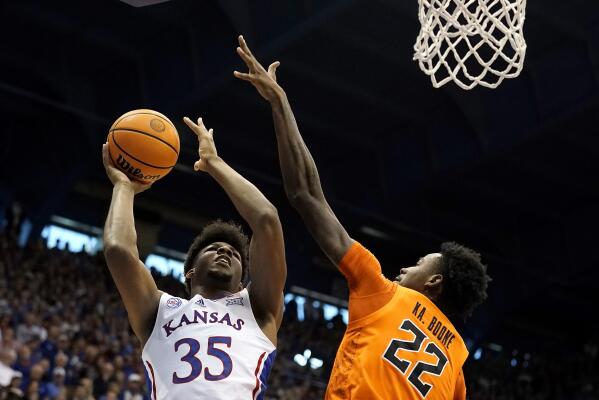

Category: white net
[413, 0, 527, 90]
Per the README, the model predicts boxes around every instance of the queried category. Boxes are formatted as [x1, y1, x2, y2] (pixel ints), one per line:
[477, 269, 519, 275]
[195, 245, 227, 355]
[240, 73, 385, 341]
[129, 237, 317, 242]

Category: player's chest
[159, 299, 250, 341]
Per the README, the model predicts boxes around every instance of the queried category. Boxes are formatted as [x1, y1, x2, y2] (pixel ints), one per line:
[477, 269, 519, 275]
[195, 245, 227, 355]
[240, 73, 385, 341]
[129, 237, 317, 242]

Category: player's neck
[190, 285, 239, 300]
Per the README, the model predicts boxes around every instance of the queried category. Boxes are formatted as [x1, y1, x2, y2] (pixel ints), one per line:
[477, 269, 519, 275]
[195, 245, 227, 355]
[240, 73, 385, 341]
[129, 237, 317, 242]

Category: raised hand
[102, 143, 151, 194]
[183, 117, 219, 172]
[233, 35, 283, 102]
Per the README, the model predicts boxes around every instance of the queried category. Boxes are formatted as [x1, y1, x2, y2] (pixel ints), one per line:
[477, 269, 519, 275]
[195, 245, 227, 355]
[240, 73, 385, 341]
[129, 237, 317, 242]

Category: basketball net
[413, 0, 527, 90]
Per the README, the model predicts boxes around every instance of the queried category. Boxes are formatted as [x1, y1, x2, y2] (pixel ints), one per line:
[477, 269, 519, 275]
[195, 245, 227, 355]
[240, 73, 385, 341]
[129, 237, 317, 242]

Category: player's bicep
[293, 195, 352, 266]
[104, 246, 161, 340]
[247, 211, 287, 320]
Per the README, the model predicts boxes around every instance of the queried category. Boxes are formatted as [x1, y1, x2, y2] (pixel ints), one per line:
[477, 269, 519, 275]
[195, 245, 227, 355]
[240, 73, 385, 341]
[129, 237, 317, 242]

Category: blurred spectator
[6, 371, 24, 399]
[4, 202, 23, 243]
[40, 367, 66, 399]
[12, 346, 33, 391]
[16, 313, 47, 344]
[120, 374, 147, 400]
[1, 329, 18, 354]
[93, 362, 113, 399]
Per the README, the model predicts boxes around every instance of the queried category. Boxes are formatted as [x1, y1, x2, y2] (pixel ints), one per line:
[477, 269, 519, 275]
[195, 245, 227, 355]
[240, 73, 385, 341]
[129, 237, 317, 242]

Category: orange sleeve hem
[338, 241, 396, 321]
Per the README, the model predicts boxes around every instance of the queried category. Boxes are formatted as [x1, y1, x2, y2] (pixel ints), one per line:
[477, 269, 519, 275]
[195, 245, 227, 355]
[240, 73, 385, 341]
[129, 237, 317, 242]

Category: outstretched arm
[183, 117, 286, 340]
[234, 36, 352, 265]
[102, 144, 161, 345]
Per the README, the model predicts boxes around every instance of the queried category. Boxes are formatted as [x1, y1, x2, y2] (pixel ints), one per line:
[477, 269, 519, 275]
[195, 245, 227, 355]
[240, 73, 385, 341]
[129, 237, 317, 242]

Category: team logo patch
[195, 298, 206, 307]
[166, 297, 183, 309]
[225, 297, 244, 306]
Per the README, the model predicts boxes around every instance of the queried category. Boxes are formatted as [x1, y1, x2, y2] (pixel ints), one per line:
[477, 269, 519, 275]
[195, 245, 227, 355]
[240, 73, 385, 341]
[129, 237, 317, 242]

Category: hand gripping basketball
[102, 143, 152, 194]
[183, 117, 219, 172]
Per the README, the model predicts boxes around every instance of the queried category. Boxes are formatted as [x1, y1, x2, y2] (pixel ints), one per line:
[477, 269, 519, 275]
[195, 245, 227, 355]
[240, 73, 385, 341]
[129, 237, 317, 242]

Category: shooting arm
[103, 182, 161, 344]
[205, 157, 286, 326]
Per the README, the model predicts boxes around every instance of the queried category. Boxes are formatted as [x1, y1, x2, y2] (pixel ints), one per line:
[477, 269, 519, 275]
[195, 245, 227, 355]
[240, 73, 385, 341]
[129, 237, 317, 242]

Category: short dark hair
[437, 242, 491, 321]
[184, 220, 250, 293]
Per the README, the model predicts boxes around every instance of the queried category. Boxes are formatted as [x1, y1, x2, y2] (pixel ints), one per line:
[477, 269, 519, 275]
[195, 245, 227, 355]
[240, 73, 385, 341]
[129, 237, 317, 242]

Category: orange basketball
[107, 109, 180, 184]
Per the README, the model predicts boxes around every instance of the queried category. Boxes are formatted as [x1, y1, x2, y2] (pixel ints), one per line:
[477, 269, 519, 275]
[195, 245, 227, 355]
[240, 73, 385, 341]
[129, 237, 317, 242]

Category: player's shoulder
[159, 292, 193, 310]
[339, 240, 381, 268]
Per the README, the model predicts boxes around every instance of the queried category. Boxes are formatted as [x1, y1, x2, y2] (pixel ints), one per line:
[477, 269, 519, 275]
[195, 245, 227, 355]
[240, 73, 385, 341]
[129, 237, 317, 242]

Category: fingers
[183, 116, 211, 137]
[268, 61, 280, 79]
[233, 71, 252, 81]
[183, 116, 197, 133]
[102, 143, 114, 168]
[183, 116, 201, 133]
[197, 118, 214, 138]
[236, 46, 254, 69]
[196, 117, 206, 132]
[133, 181, 153, 194]
[238, 35, 253, 57]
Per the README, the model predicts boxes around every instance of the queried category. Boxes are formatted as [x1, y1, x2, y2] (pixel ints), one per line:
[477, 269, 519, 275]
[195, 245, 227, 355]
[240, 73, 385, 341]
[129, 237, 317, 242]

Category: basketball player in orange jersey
[234, 35, 491, 399]
[101, 116, 286, 399]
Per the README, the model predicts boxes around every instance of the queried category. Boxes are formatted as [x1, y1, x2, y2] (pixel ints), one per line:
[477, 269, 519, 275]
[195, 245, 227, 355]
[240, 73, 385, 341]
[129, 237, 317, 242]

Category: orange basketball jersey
[326, 242, 469, 400]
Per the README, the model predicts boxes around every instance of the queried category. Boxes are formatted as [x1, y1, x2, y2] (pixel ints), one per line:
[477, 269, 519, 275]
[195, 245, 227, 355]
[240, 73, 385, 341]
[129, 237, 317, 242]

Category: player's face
[192, 241, 243, 289]
[394, 253, 442, 292]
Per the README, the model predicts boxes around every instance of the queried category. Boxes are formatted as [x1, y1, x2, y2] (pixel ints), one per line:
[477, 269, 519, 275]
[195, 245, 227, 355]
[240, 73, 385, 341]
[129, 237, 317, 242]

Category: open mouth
[215, 255, 231, 268]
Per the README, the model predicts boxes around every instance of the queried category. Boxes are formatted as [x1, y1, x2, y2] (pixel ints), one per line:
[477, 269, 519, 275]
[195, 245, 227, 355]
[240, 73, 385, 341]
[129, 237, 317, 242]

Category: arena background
[0, 0, 598, 398]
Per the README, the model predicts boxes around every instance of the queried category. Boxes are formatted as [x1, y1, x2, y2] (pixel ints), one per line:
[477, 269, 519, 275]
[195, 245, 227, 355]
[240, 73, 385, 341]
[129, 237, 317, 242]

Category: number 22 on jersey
[383, 319, 449, 397]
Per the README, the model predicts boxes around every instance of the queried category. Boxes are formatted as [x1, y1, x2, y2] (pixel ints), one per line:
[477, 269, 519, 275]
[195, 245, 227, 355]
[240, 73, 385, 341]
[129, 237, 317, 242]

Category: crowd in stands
[0, 232, 597, 399]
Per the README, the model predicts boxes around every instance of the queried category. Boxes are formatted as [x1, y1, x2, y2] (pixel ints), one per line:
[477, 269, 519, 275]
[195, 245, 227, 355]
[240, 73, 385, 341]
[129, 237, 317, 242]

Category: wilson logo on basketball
[150, 119, 166, 132]
[116, 154, 161, 181]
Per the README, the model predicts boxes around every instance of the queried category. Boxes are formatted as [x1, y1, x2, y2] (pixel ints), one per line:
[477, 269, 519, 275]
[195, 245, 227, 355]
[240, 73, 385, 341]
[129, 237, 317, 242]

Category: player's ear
[424, 274, 443, 299]
[185, 268, 195, 295]
[185, 268, 195, 279]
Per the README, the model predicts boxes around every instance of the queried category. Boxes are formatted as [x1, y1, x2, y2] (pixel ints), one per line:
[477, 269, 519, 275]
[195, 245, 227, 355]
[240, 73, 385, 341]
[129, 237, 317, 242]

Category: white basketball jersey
[142, 290, 276, 400]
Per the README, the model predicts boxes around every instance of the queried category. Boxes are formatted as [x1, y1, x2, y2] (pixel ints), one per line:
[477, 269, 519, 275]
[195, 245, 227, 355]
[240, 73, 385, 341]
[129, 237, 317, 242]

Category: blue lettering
[219, 313, 233, 327]
[163, 319, 177, 337]
[209, 312, 219, 323]
[177, 314, 191, 329]
[193, 310, 208, 324]
[233, 319, 244, 331]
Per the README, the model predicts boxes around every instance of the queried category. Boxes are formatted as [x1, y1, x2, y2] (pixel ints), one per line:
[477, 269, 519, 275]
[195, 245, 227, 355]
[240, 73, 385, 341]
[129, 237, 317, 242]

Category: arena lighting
[309, 358, 324, 370]
[145, 254, 185, 282]
[293, 349, 311, 367]
[120, 0, 172, 6]
[41, 224, 101, 255]
[293, 350, 324, 370]
[473, 348, 483, 360]
[360, 226, 395, 240]
[293, 354, 307, 367]
[488, 343, 503, 352]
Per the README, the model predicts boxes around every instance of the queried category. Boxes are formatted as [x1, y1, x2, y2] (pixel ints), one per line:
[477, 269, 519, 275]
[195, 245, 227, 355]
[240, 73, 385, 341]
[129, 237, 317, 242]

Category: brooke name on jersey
[162, 309, 245, 337]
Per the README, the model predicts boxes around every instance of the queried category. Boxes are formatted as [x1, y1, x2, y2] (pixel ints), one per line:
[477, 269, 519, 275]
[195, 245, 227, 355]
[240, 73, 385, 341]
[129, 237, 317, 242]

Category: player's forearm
[103, 183, 140, 258]
[205, 157, 278, 229]
[270, 91, 326, 206]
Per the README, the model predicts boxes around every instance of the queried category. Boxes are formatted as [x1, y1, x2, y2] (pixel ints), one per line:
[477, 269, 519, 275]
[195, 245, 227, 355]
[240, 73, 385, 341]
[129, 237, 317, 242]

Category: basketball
[107, 109, 180, 184]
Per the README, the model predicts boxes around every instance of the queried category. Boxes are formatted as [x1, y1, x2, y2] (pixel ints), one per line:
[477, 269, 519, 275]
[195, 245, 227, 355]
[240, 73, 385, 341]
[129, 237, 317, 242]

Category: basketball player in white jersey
[101, 116, 287, 400]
